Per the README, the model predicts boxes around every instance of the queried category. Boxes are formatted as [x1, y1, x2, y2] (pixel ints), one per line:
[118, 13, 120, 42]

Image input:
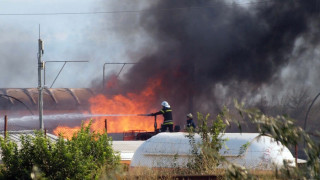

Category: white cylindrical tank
[130, 132, 295, 169]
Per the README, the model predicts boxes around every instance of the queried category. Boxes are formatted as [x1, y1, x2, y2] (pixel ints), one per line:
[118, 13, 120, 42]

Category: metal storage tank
[130, 132, 295, 170]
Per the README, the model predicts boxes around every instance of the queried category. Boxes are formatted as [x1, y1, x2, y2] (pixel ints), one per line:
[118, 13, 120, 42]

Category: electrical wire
[0, 1, 272, 16]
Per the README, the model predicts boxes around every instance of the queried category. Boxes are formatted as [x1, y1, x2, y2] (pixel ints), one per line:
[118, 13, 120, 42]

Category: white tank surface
[130, 132, 295, 169]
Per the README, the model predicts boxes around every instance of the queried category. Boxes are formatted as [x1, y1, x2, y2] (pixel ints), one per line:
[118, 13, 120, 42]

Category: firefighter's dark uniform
[153, 107, 173, 132]
[187, 119, 196, 129]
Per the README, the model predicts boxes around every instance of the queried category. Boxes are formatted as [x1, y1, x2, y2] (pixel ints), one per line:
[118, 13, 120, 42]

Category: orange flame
[106, 75, 118, 89]
[53, 78, 162, 139]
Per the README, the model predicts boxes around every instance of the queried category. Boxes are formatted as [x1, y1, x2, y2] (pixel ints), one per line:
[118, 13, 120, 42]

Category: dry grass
[249, 169, 277, 179]
[100, 166, 276, 180]
[116, 167, 175, 180]
[96, 163, 282, 180]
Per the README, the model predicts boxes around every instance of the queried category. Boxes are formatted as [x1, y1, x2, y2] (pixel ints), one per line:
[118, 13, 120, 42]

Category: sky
[0, 0, 153, 88]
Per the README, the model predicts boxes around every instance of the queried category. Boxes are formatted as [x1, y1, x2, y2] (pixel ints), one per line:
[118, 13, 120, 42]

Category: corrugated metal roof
[0, 130, 59, 163]
[0, 130, 59, 143]
[0, 88, 95, 110]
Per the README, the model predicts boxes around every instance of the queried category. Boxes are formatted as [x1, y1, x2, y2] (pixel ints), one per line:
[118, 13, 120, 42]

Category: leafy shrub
[185, 102, 320, 179]
[234, 101, 320, 179]
[0, 121, 120, 180]
[186, 110, 227, 174]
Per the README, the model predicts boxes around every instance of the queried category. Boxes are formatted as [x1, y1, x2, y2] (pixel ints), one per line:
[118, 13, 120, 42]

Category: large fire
[53, 78, 161, 139]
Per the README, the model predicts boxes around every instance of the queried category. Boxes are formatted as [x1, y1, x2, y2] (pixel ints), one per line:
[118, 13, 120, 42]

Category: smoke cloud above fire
[99, 0, 320, 121]
[2, 0, 320, 132]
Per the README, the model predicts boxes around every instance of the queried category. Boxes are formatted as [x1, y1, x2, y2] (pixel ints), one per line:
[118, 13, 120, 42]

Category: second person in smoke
[151, 101, 173, 132]
[186, 113, 196, 130]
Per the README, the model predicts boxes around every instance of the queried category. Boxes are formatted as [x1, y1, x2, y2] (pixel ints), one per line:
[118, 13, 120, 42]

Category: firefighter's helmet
[161, 101, 170, 108]
[187, 113, 193, 119]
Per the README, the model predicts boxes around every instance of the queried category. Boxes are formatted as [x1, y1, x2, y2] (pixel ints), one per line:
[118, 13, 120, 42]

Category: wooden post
[295, 144, 298, 167]
[105, 119, 107, 133]
[4, 115, 7, 138]
[154, 115, 157, 132]
[44, 129, 47, 136]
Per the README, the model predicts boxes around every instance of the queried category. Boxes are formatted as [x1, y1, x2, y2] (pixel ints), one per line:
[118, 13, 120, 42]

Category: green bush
[234, 101, 320, 179]
[186, 110, 227, 175]
[0, 121, 120, 180]
[185, 103, 320, 179]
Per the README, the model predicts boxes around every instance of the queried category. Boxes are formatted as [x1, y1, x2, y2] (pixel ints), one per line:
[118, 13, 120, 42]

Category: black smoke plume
[101, 0, 320, 124]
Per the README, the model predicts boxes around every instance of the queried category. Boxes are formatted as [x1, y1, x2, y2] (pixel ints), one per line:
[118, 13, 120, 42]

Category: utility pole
[38, 25, 44, 130]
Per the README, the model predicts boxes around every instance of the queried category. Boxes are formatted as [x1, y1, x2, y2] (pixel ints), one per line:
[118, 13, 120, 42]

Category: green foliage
[186, 109, 228, 174]
[234, 100, 320, 179]
[225, 163, 252, 180]
[238, 141, 250, 157]
[184, 102, 320, 179]
[0, 121, 120, 180]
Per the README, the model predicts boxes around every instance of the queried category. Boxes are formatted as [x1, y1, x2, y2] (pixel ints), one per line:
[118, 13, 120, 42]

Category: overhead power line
[0, 1, 272, 16]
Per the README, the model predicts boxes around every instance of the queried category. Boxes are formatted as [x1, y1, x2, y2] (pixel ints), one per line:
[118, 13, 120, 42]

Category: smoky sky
[1, 0, 320, 130]
[100, 0, 320, 119]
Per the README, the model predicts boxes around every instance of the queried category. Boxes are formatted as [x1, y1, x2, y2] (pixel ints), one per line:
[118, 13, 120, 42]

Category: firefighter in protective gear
[186, 113, 196, 130]
[151, 101, 173, 132]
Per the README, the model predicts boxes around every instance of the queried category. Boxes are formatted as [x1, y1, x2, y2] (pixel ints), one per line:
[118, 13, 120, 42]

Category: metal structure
[44, 61, 89, 88]
[303, 92, 320, 149]
[131, 133, 296, 169]
[37, 28, 44, 130]
[0, 88, 94, 110]
[304, 92, 320, 132]
[4, 115, 7, 138]
[37, 27, 88, 130]
[122, 114, 159, 141]
[0, 94, 34, 115]
[102, 62, 137, 89]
